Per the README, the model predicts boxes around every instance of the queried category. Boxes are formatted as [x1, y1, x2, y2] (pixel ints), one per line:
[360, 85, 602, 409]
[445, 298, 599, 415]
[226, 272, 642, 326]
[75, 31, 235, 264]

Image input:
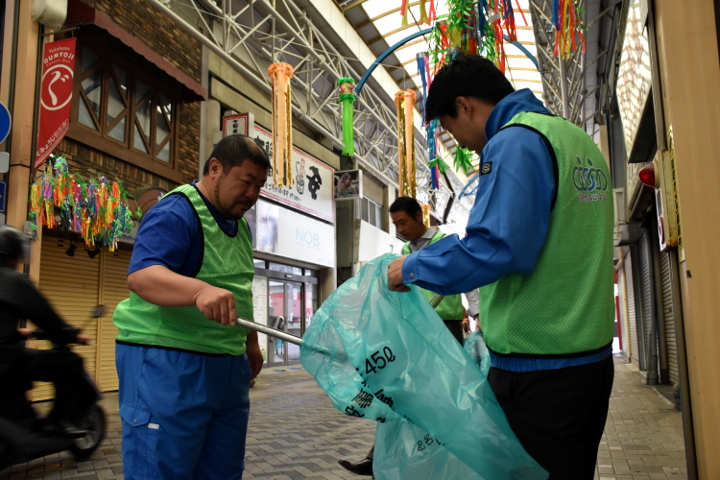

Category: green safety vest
[403, 230, 465, 321]
[481, 111, 615, 356]
[114, 184, 255, 355]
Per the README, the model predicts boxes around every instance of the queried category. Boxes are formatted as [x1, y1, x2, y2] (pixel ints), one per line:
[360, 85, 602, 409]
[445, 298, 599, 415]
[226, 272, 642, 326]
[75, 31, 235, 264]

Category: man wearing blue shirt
[388, 54, 615, 479]
[114, 134, 269, 480]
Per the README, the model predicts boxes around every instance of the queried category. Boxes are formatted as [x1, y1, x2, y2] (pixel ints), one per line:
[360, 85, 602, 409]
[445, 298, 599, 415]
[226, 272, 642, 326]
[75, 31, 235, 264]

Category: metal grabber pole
[235, 294, 445, 350]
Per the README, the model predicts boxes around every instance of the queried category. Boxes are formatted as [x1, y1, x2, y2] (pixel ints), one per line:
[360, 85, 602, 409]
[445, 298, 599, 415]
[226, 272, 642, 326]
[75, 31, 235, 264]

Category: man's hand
[18, 328, 33, 337]
[194, 285, 238, 325]
[388, 256, 411, 292]
[246, 332, 263, 380]
[75, 334, 92, 345]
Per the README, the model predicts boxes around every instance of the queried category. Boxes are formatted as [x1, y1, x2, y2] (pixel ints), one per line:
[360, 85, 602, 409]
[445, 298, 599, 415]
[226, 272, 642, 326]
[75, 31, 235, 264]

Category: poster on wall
[251, 199, 335, 267]
[223, 113, 253, 137]
[334, 170, 363, 200]
[35, 38, 76, 170]
[251, 276, 269, 364]
[252, 124, 335, 223]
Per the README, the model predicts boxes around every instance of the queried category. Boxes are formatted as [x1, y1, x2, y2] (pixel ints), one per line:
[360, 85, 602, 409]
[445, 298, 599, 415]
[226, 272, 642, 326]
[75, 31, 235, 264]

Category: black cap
[0, 225, 25, 262]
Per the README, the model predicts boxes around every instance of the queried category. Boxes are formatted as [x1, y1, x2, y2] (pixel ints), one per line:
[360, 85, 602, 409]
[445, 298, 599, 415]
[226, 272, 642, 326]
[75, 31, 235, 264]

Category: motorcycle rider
[0, 225, 98, 437]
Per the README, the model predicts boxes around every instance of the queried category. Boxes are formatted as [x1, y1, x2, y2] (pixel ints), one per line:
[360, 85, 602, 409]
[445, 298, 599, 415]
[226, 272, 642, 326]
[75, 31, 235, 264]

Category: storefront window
[269, 262, 303, 276]
[304, 283, 318, 334]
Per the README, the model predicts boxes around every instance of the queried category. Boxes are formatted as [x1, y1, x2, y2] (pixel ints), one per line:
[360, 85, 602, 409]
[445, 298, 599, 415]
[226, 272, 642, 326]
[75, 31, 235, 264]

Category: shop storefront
[245, 123, 336, 366]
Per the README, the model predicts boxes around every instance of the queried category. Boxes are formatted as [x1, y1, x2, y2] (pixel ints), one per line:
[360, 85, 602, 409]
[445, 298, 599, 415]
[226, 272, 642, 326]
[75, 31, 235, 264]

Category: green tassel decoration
[338, 77, 356, 157]
[454, 147, 473, 173]
[428, 156, 451, 174]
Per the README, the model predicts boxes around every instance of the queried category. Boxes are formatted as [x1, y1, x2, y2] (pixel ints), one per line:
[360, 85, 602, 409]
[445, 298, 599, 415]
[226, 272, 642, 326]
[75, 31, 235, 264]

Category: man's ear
[414, 209, 424, 225]
[455, 96, 472, 116]
[207, 157, 222, 177]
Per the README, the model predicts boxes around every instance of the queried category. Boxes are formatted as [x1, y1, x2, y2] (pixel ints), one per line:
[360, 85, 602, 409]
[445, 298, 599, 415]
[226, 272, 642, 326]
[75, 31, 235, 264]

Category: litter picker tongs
[235, 294, 445, 348]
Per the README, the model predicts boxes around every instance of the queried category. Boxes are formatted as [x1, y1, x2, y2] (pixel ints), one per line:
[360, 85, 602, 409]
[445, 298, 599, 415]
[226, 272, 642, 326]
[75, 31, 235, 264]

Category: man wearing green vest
[113, 135, 270, 480]
[388, 54, 615, 479]
[339, 196, 471, 476]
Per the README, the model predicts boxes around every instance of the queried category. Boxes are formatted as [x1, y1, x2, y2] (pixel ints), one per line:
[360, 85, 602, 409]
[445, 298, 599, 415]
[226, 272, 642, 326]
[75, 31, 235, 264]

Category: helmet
[0, 225, 27, 262]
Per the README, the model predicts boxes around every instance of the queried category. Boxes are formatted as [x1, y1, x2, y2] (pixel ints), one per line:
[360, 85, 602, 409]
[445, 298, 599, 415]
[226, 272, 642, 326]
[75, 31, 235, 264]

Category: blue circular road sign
[0, 103, 11, 144]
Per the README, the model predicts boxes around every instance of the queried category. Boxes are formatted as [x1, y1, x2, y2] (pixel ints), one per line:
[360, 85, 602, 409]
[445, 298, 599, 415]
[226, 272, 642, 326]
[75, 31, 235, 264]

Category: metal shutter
[617, 270, 627, 354]
[624, 251, 639, 366]
[32, 236, 101, 401]
[638, 232, 654, 372]
[659, 250, 680, 386]
[96, 248, 131, 392]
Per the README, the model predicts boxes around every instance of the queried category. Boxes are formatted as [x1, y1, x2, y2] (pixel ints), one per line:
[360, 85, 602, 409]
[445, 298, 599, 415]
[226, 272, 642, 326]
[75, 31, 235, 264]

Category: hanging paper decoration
[421, 203, 431, 227]
[337, 77, 356, 158]
[268, 62, 294, 187]
[552, 0, 586, 58]
[454, 146, 474, 173]
[395, 90, 417, 199]
[27, 156, 137, 252]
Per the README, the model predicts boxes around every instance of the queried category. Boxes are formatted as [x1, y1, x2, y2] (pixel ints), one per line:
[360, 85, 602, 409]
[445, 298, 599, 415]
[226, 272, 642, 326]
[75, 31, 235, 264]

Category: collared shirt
[408, 227, 438, 253]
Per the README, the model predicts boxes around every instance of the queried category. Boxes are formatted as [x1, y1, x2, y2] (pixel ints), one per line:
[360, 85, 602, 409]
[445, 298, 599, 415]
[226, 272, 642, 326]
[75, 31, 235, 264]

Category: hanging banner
[35, 38, 76, 170]
[252, 124, 335, 223]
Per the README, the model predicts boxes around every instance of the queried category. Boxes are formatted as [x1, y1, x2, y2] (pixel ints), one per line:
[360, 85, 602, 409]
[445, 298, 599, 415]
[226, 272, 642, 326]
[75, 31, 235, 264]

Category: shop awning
[65, 0, 207, 103]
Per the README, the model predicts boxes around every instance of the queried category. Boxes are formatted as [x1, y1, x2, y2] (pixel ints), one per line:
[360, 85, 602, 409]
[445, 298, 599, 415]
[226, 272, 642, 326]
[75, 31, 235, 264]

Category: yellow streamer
[268, 63, 294, 188]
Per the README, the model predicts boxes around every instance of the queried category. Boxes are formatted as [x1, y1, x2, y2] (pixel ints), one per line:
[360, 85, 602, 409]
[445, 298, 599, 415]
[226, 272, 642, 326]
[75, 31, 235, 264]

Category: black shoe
[338, 457, 373, 476]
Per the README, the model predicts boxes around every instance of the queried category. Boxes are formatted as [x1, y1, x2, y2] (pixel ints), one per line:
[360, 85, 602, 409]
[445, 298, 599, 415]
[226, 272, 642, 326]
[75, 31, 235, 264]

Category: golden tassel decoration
[268, 62, 294, 187]
[421, 203, 431, 227]
[394, 90, 417, 199]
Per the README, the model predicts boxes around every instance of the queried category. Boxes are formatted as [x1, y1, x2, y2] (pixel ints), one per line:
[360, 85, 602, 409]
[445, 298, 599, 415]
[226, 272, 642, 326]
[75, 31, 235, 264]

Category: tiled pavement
[1, 358, 688, 479]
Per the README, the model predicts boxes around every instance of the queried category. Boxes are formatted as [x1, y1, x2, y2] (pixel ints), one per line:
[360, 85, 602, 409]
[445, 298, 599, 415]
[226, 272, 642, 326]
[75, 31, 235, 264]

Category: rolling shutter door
[659, 250, 680, 386]
[96, 249, 131, 392]
[638, 232, 654, 371]
[617, 269, 627, 354]
[624, 251, 639, 366]
[32, 236, 100, 401]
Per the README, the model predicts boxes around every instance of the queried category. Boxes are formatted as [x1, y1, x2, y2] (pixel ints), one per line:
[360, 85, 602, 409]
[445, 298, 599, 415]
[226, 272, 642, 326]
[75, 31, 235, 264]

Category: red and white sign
[223, 113, 253, 137]
[252, 124, 335, 223]
[35, 38, 76, 170]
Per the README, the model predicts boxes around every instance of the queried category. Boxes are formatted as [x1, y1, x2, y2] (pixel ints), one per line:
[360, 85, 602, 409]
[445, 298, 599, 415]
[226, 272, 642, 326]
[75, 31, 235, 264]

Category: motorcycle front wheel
[69, 404, 106, 459]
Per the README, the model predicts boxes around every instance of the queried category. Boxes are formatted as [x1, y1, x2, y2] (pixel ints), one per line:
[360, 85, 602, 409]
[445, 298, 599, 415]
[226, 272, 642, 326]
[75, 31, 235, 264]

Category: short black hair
[202, 134, 272, 176]
[425, 54, 515, 120]
[390, 196, 422, 219]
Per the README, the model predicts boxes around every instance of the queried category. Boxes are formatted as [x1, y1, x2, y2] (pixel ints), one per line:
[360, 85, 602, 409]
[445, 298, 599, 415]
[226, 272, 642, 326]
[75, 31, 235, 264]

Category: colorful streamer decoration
[268, 62, 294, 187]
[28, 156, 136, 252]
[337, 77, 356, 158]
[395, 90, 417, 199]
[552, 0, 586, 58]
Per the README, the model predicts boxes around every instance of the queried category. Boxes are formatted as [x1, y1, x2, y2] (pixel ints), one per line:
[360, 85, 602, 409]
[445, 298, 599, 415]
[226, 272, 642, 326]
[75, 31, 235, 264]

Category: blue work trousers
[116, 344, 251, 480]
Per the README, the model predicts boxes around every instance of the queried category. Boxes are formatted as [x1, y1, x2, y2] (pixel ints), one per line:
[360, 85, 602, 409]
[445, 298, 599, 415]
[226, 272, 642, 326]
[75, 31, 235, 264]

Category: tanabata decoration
[395, 90, 417, 199]
[421, 203, 431, 227]
[338, 77, 357, 158]
[268, 62, 294, 187]
[552, 0, 586, 58]
[417, 53, 449, 189]
[401, 0, 437, 26]
[29, 156, 136, 252]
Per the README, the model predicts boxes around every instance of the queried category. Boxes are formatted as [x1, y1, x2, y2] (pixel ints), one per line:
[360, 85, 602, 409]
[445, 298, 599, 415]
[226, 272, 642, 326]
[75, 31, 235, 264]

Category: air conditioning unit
[32, 0, 68, 31]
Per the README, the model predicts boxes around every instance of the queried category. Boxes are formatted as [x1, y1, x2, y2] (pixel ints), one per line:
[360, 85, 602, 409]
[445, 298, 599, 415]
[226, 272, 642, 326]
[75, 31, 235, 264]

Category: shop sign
[252, 124, 335, 223]
[251, 276, 269, 364]
[35, 38, 76, 170]
[335, 169, 363, 201]
[251, 199, 335, 267]
[616, 1, 652, 158]
[223, 113, 253, 137]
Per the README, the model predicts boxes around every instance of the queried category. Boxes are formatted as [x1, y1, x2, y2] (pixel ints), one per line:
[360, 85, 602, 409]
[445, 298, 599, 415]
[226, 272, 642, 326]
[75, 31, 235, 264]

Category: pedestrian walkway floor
[1, 358, 688, 479]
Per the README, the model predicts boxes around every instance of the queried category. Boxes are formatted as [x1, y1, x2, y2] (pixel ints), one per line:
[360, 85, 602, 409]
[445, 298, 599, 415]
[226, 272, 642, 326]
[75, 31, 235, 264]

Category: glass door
[286, 282, 302, 362]
[268, 280, 286, 364]
[267, 280, 303, 365]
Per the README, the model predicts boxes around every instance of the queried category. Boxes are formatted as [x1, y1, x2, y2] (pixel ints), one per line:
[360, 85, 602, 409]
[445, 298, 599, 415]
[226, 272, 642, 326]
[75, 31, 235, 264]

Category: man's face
[391, 210, 425, 242]
[438, 96, 492, 153]
[213, 160, 268, 220]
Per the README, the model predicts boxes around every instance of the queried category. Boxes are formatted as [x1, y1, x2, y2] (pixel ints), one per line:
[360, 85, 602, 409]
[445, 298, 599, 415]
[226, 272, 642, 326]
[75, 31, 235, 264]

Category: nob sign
[35, 38, 76, 170]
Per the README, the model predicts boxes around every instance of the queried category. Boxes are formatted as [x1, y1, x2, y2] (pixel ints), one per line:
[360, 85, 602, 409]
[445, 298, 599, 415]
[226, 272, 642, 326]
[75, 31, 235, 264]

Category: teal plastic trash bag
[300, 254, 548, 480]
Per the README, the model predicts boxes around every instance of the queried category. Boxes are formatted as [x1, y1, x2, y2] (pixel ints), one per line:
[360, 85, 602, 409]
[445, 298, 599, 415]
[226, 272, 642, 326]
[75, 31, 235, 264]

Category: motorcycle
[0, 310, 107, 471]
